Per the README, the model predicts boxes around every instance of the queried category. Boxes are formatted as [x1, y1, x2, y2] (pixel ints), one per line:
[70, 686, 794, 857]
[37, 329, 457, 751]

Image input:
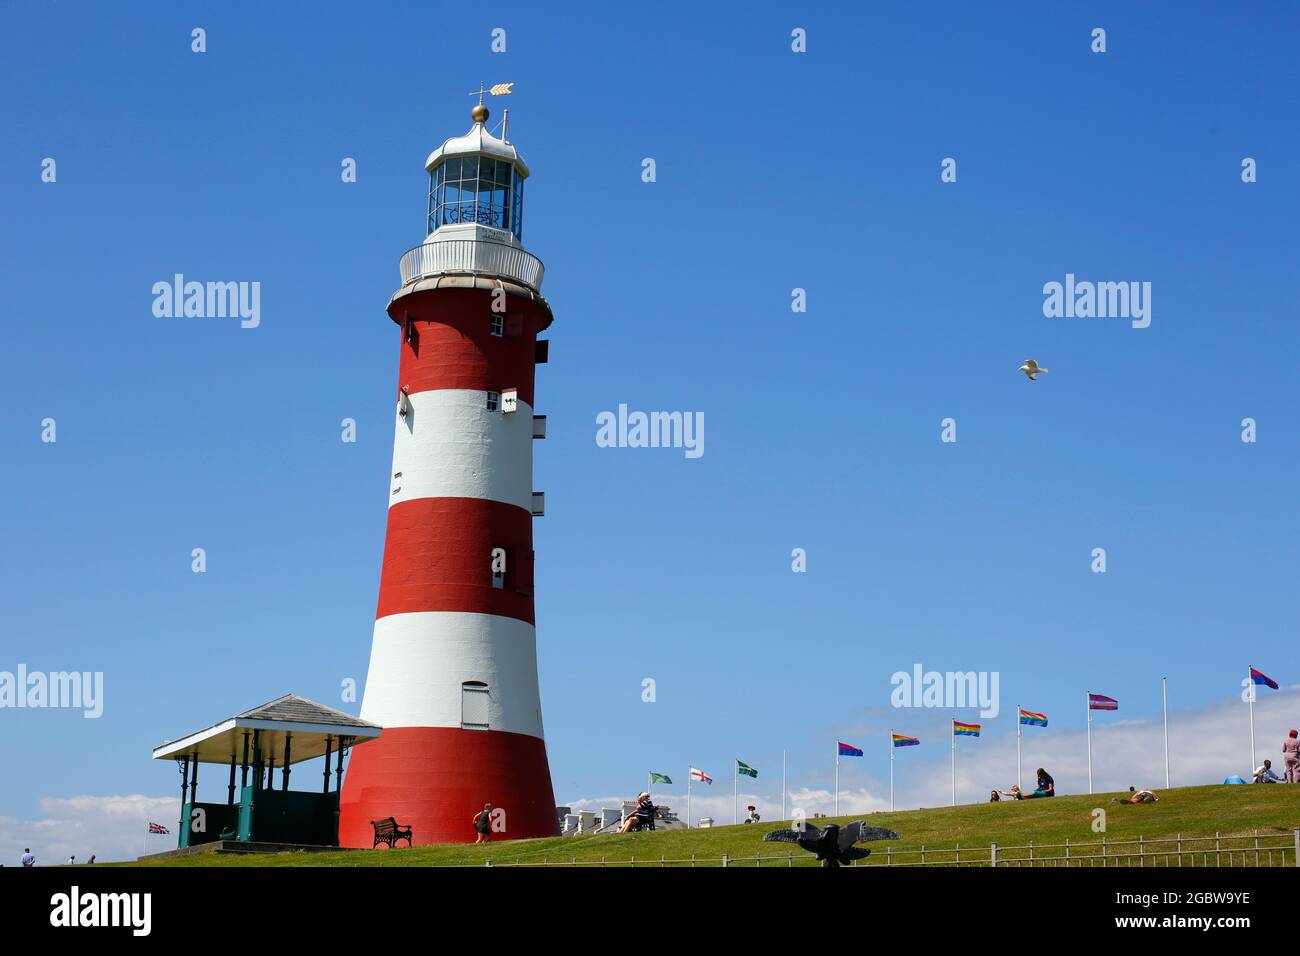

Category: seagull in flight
[1019, 359, 1048, 381]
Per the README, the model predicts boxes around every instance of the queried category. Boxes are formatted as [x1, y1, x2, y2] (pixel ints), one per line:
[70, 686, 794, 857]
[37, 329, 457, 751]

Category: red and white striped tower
[338, 99, 558, 845]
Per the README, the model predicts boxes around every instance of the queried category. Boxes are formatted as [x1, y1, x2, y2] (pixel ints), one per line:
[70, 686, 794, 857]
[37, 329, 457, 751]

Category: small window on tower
[486, 391, 500, 412]
[490, 313, 504, 337]
[490, 546, 506, 589]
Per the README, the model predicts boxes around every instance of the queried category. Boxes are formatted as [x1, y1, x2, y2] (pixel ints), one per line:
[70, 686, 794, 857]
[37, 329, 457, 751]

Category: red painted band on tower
[391, 288, 547, 405]
[376, 497, 535, 623]
[337, 725, 558, 845]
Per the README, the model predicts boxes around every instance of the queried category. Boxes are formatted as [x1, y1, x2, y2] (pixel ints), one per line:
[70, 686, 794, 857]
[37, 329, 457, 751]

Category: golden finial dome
[471, 103, 489, 124]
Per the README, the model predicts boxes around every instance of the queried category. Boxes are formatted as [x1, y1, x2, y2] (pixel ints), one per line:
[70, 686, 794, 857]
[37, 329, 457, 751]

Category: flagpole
[1016, 703, 1022, 793]
[950, 717, 956, 807]
[733, 761, 738, 826]
[1162, 678, 1171, 789]
[687, 769, 692, 829]
[889, 729, 895, 812]
[781, 749, 787, 821]
[834, 742, 840, 817]
[1086, 690, 1093, 795]
[1248, 666, 1257, 773]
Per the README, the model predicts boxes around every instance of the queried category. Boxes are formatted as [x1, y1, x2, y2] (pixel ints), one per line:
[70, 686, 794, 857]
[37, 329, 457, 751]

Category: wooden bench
[370, 817, 413, 849]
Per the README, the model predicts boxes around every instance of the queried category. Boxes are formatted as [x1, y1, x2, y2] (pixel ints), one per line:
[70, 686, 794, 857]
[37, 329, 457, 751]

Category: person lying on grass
[1122, 786, 1158, 804]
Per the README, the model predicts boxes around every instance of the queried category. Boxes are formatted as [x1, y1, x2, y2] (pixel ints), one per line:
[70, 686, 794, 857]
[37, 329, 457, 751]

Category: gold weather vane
[469, 82, 514, 104]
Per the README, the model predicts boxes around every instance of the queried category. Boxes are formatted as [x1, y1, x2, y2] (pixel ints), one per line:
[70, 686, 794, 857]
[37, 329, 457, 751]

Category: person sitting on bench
[619, 793, 655, 832]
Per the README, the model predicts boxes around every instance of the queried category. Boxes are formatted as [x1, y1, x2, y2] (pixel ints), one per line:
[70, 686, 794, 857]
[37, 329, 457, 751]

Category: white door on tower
[461, 681, 490, 730]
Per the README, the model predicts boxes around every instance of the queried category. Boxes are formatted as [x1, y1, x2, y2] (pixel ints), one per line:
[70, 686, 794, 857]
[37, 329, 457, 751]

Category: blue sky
[2, 1, 1299, 856]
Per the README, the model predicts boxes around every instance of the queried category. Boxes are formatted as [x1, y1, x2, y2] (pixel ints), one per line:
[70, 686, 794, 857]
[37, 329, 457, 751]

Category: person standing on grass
[473, 803, 493, 844]
[1283, 730, 1300, 783]
[20, 848, 34, 867]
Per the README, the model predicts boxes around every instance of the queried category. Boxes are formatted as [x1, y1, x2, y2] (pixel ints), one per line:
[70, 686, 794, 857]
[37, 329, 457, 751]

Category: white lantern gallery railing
[398, 239, 545, 293]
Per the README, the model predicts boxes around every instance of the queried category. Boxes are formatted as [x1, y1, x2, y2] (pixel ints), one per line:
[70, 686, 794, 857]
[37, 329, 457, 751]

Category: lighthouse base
[338, 726, 558, 846]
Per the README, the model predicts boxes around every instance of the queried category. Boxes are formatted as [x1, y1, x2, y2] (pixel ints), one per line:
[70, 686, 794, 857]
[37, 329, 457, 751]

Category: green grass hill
[121, 783, 1300, 867]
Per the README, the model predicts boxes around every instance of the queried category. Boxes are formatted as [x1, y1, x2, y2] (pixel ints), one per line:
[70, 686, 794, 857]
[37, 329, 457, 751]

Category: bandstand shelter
[151, 694, 381, 850]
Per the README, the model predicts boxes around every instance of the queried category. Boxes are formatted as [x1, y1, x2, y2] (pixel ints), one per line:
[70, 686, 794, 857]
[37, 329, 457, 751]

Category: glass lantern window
[428, 155, 521, 239]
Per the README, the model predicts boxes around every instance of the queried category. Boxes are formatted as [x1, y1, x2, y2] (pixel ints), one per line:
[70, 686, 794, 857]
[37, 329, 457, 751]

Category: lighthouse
[338, 97, 558, 845]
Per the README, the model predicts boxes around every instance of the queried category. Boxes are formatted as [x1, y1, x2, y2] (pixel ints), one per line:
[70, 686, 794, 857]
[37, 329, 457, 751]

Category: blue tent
[1223, 775, 1247, 785]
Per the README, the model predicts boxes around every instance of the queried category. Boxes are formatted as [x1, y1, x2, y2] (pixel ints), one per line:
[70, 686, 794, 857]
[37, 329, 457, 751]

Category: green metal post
[177, 755, 190, 846]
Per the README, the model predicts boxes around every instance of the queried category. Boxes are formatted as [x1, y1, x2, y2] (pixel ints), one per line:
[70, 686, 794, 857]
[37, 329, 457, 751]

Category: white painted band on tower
[389, 389, 535, 510]
[360, 610, 544, 738]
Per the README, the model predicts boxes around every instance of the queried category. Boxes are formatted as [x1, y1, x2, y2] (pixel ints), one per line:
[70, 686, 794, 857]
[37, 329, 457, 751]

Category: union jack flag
[148, 822, 170, 834]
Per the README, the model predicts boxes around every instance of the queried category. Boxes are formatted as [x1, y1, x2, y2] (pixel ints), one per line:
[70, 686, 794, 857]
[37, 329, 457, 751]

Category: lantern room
[425, 103, 528, 241]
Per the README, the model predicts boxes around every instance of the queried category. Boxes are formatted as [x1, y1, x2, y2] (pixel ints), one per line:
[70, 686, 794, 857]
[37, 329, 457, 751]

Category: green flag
[649, 772, 672, 785]
[737, 760, 758, 779]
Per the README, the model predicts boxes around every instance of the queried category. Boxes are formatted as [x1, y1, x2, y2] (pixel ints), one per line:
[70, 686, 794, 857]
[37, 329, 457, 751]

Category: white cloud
[564, 689, 1300, 821]
[0, 794, 178, 865]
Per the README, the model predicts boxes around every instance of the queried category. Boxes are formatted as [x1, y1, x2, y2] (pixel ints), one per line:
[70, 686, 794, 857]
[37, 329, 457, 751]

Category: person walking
[472, 803, 493, 844]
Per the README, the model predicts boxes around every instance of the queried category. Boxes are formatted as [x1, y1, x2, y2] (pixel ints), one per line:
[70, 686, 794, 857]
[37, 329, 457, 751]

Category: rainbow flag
[952, 721, 981, 737]
[1019, 709, 1048, 727]
[892, 733, 919, 747]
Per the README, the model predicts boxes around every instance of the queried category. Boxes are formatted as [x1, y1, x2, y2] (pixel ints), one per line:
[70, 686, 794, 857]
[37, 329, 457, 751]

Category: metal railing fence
[462, 829, 1300, 868]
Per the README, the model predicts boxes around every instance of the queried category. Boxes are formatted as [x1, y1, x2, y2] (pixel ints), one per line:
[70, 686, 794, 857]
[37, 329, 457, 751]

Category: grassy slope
[124, 784, 1300, 867]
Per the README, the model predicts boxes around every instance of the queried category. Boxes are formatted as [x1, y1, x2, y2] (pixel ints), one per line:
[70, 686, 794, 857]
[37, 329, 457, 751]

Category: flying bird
[762, 820, 900, 867]
[1019, 359, 1048, 381]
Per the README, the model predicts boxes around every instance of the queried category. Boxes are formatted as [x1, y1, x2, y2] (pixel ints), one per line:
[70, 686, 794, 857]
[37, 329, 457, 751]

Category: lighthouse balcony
[398, 232, 545, 294]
